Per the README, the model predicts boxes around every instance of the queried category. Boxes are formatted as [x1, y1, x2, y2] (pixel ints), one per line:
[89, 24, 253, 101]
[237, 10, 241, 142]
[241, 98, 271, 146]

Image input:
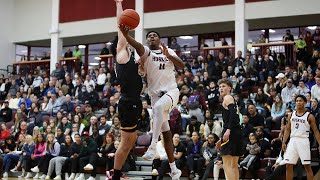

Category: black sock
[113, 169, 122, 180]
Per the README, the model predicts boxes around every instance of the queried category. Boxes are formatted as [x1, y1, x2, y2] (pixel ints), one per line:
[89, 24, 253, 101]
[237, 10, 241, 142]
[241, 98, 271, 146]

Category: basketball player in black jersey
[111, 0, 143, 180]
[216, 79, 243, 180]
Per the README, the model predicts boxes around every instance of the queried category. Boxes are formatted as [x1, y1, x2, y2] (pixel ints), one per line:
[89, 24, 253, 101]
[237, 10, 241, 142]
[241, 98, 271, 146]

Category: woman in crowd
[2, 134, 25, 178]
[109, 115, 121, 141]
[32, 126, 41, 141]
[266, 94, 286, 130]
[73, 114, 85, 135]
[13, 108, 27, 133]
[40, 96, 49, 111]
[58, 116, 71, 136]
[66, 133, 82, 180]
[0, 124, 11, 142]
[56, 127, 66, 144]
[31, 133, 60, 179]
[106, 105, 116, 121]
[19, 135, 35, 178]
[1, 136, 16, 154]
[46, 135, 73, 180]
[24, 134, 46, 179]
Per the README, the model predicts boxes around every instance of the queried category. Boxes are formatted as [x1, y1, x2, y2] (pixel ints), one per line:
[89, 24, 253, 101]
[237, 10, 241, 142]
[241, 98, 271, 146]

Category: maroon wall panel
[144, 0, 234, 13]
[60, 0, 135, 23]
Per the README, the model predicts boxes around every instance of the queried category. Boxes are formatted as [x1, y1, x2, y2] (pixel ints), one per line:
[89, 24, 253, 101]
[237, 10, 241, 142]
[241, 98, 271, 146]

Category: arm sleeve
[227, 104, 239, 129]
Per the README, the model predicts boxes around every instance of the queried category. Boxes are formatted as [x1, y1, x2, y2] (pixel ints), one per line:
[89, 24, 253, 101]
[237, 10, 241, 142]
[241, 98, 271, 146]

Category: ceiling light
[261, 30, 265, 33]
[179, 36, 193, 40]
[183, 51, 191, 54]
[307, 26, 317, 30]
[78, 45, 86, 49]
[21, 50, 28, 53]
[269, 29, 276, 33]
[106, 42, 112, 45]
[94, 57, 101, 60]
[89, 63, 99, 66]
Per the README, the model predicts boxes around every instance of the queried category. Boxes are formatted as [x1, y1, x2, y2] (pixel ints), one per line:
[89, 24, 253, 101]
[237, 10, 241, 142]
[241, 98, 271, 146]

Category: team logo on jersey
[152, 56, 169, 62]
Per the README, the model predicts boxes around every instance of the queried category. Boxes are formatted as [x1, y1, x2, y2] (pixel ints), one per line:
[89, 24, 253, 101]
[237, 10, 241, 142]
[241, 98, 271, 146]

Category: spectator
[254, 88, 268, 113]
[306, 73, 316, 90]
[76, 131, 98, 180]
[206, 81, 220, 112]
[0, 100, 12, 123]
[109, 115, 121, 141]
[65, 133, 82, 180]
[100, 44, 110, 55]
[177, 95, 190, 132]
[61, 94, 74, 114]
[259, 34, 266, 43]
[84, 75, 95, 90]
[44, 93, 61, 116]
[305, 31, 314, 57]
[18, 92, 32, 109]
[187, 132, 203, 180]
[46, 135, 72, 180]
[239, 134, 260, 170]
[186, 116, 205, 140]
[85, 85, 99, 109]
[296, 34, 307, 63]
[0, 124, 11, 141]
[59, 117, 71, 136]
[57, 90, 66, 105]
[281, 79, 298, 104]
[198, 133, 218, 180]
[170, 37, 181, 52]
[98, 115, 111, 136]
[283, 29, 294, 42]
[247, 104, 265, 129]
[96, 68, 107, 92]
[18, 135, 35, 178]
[64, 48, 73, 58]
[241, 113, 255, 145]
[8, 79, 19, 97]
[313, 29, 320, 51]
[11, 91, 22, 109]
[199, 38, 209, 50]
[203, 118, 222, 139]
[62, 74, 74, 96]
[311, 76, 320, 100]
[287, 93, 297, 110]
[266, 94, 286, 130]
[297, 80, 310, 96]
[73, 46, 82, 72]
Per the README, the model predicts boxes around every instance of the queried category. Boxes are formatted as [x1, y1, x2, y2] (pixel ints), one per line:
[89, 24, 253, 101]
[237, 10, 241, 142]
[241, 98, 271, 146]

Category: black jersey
[115, 54, 143, 98]
[222, 105, 241, 129]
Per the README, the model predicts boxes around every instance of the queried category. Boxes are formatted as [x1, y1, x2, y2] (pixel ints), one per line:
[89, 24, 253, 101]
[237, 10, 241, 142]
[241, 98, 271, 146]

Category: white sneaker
[31, 166, 40, 173]
[83, 164, 94, 171]
[75, 173, 80, 179]
[169, 169, 182, 180]
[142, 146, 157, 161]
[67, 173, 75, 180]
[45, 175, 50, 179]
[10, 166, 18, 172]
[33, 173, 40, 179]
[75, 173, 85, 180]
[3, 172, 8, 178]
[53, 175, 61, 180]
[18, 169, 26, 178]
[151, 169, 159, 176]
[194, 173, 199, 180]
[65, 173, 69, 179]
[86, 176, 95, 180]
[25, 172, 33, 179]
[40, 174, 47, 179]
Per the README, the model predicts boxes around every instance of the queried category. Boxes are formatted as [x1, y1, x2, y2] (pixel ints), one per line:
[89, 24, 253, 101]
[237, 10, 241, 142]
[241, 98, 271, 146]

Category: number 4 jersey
[290, 110, 310, 138]
[140, 45, 178, 96]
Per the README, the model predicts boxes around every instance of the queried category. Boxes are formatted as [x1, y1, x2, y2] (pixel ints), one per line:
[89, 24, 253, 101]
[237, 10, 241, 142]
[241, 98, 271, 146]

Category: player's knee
[153, 102, 164, 113]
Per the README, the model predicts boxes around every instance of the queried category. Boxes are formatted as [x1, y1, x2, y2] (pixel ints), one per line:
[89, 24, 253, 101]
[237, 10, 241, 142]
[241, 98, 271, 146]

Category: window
[15, 45, 28, 61]
[30, 47, 50, 60]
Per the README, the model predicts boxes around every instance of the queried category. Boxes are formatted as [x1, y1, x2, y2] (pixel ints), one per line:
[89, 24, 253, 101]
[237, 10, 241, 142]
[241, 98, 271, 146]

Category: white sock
[169, 162, 177, 172]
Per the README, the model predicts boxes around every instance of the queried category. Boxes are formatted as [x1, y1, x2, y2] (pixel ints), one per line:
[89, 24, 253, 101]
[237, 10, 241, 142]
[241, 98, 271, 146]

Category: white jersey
[141, 46, 178, 96]
[290, 110, 310, 138]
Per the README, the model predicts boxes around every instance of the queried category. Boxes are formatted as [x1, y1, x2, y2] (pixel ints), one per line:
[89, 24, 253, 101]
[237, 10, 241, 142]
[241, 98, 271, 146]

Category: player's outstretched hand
[282, 143, 286, 152]
[119, 24, 130, 35]
[160, 42, 170, 57]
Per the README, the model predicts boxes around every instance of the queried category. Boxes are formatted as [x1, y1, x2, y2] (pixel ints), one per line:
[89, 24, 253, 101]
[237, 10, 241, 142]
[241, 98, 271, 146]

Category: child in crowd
[240, 134, 261, 169]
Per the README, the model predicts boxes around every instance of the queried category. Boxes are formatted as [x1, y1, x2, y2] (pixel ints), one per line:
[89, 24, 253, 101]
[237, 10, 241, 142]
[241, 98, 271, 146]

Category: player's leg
[222, 156, 232, 180]
[299, 139, 313, 180]
[115, 0, 130, 62]
[231, 156, 240, 180]
[113, 130, 137, 180]
[286, 164, 294, 180]
[303, 164, 314, 180]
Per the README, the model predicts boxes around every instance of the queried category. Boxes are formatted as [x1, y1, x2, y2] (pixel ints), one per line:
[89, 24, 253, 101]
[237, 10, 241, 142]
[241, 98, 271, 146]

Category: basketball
[119, 9, 140, 30]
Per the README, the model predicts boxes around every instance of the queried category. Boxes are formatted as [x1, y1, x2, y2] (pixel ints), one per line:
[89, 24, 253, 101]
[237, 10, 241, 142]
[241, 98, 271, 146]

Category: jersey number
[295, 123, 299, 129]
[159, 63, 165, 70]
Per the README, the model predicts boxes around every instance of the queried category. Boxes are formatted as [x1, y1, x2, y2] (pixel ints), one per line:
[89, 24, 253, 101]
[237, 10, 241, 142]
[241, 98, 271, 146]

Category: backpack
[186, 95, 200, 110]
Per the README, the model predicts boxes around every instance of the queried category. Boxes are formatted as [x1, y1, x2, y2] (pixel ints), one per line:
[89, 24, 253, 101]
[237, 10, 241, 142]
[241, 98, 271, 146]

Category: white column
[235, 0, 248, 55]
[50, 0, 63, 74]
[135, 0, 146, 60]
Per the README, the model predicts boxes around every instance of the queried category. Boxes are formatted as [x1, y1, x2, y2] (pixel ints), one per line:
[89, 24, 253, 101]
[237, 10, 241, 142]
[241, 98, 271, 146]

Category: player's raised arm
[160, 42, 184, 69]
[309, 114, 320, 145]
[282, 113, 292, 152]
[119, 25, 145, 57]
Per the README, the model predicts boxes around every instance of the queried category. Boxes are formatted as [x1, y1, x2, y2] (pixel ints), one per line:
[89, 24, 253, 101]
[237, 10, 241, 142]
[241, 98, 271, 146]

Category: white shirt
[0, 83, 5, 92]
[141, 46, 178, 96]
[32, 76, 43, 87]
[84, 80, 95, 90]
[290, 111, 310, 138]
[311, 84, 320, 100]
[97, 73, 107, 85]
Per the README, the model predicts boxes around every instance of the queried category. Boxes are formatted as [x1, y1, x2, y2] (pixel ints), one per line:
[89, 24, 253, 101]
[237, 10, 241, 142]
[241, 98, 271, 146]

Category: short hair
[146, 31, 160, 39]
[296, 95, 307, 102]
[217, 79, 232, 88]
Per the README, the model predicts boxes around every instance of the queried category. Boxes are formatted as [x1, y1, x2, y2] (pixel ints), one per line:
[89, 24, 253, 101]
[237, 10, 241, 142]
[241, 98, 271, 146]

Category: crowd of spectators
[0, 29, 320, 179]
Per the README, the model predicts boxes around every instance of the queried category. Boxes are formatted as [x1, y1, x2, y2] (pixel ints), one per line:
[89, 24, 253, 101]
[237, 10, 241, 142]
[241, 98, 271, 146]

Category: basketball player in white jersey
[119, 26, 184, 179]
[282, 95, 320, 180]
